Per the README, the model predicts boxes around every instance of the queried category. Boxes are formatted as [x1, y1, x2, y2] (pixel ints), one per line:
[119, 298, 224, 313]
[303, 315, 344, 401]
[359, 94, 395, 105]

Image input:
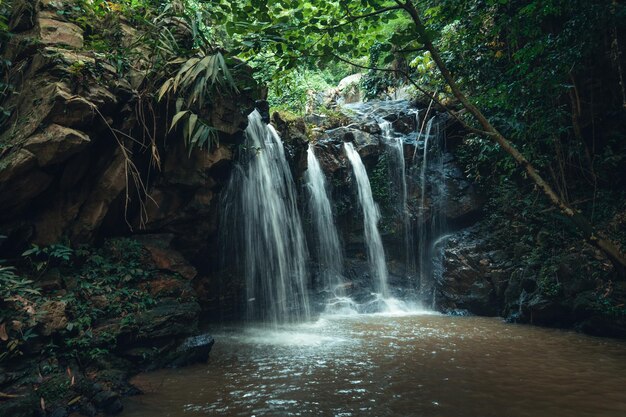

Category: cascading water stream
[414, 114, 448, 298]
[304, 145, 345, 298]
[343, 142, 390, 299]
[417, 117, 435, 287]
[379, 121, 414, 275]
[220, 101, 446, 322]
[221, 110, 310, 325]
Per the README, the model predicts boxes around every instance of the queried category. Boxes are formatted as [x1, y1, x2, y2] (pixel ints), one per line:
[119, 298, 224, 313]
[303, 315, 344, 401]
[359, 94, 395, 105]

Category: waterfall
[304, 144, 345, 297]
[218, 101, 449, 321]
[344, 142, 390, 298]
[415, 115, 448, 297]
[379, 121, 414, 275]
[221, 110, 310, 325]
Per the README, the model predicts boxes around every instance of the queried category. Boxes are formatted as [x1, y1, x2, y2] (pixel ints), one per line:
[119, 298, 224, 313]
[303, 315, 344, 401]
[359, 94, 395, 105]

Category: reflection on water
[124, 314, 626, 417]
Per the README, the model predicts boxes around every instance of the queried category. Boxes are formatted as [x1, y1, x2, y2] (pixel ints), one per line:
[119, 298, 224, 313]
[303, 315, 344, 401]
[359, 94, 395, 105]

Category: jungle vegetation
[1, 0, 625, 308]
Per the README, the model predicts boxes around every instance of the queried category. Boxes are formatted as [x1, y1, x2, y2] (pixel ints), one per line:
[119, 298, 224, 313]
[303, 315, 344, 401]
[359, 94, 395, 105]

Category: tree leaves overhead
[203, 0, 410, 76]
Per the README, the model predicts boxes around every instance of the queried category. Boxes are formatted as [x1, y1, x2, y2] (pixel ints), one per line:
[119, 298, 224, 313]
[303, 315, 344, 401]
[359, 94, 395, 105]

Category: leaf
[0, 392, 22, 399]
[67, 396, 81, 406]
[157, 78, 173, 102]
[187, 113, 198, 141]
[188, 125, 205, 156]
[0, 323, 8, 341]
[191, 55, 214, 84]
[173, 58, 199, 91]
[21, 245, 40, 257]
[169, 111, 189, 133]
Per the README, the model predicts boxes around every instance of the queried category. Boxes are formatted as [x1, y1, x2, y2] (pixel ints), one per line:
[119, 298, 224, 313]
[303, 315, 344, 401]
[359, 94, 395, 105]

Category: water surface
[124, 314, 626, 417]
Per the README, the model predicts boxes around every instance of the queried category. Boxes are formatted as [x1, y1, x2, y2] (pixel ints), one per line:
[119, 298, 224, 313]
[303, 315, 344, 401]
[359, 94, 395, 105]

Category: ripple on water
[124, 315, 626, 417]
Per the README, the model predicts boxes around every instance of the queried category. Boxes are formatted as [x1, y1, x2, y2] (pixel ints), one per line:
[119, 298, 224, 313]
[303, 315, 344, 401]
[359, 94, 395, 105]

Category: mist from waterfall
[344, 142, 390, 298]
[221, 110, 311, 325]
[304, 144, 345, 298]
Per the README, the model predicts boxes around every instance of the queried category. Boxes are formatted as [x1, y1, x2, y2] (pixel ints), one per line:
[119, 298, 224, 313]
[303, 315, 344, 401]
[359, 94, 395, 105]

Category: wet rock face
[435, 229, 502, 316]
[272, 99, 486, 300]
[342, 100, 418, 134]
[0, 0, 259, 256]
[437, 225, 626, 337]
[442, 161, 485, 226]
[317, 102, 483, 263]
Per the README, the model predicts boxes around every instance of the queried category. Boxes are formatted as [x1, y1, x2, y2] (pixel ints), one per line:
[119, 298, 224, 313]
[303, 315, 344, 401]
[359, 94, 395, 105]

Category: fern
[169, 110, 219, 156]
[0, 262, 40, 299]
[158, 51, 237, 154]
[159, 51, 238, 106]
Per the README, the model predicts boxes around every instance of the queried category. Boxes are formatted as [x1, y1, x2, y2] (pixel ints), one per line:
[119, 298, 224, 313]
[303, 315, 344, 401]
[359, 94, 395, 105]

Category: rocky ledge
[0, 235, 215, 417]
[437, 224, 626, 338]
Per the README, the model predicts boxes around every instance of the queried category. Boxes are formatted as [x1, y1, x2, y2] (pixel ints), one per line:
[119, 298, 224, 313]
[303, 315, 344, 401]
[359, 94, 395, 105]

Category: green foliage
[426, 0, 625, 170]
[200, 1, 410, 90]
[592, 294, 626, 317]
[158, 51, 239, 154]
[55, 238, 156, 361]
[1, 238, 160, 365]
[0, 260, 40, 363]
[268, 68, 342, 114]
[537, 261, 562, 299]
[155, 0, 242, 154]
[0, 261, 40, 301]
[158, 52, 238, 108]
[22, 243, 74, 275]
[361, 43, 397, 100]
[370, 152, 393, 212]
[0, 2, 12, 128]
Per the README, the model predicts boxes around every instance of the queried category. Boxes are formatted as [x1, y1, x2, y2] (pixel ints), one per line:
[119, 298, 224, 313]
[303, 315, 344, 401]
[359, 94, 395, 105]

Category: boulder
[23, 124, 91, 166]
[322, 126, 381, 159]
[70, 150, 127, 242]
[162, 333, 215, 368]
[38, 17, 84, 49]
[133, 300, 201, 341]
[436, 228, 501, 316]
[336, 73, 363, 104]
[0, 149, 38, 183]
[92, 390, 123, 415]
[135, 234, 198, 280]
[0, 150, 53, 214]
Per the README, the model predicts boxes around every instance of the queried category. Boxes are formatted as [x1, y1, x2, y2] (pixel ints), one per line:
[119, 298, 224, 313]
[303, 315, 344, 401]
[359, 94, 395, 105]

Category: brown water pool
[123, 313, 626, 417]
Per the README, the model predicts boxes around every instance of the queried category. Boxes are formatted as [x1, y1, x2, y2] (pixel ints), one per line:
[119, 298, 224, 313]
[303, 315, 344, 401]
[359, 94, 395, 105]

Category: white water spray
[222, 111, 311, 325]
[379, 121, 414, 274]
[343, 142, 390, 298]
[305, 144, 345, 297]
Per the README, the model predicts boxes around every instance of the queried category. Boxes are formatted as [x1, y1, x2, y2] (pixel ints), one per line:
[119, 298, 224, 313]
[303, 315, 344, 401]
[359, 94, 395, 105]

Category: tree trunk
[401, 0, 626, 272]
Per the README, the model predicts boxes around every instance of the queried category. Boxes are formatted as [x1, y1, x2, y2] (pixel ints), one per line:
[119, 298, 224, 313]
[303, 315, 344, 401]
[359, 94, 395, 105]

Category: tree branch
[400, 0, 626, 271]
[328, 5, 403, 32]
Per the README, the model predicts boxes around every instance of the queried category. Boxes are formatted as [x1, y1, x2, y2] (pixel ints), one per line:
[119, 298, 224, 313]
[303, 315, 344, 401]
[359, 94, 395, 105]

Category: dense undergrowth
[0, 238, 159, 367]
